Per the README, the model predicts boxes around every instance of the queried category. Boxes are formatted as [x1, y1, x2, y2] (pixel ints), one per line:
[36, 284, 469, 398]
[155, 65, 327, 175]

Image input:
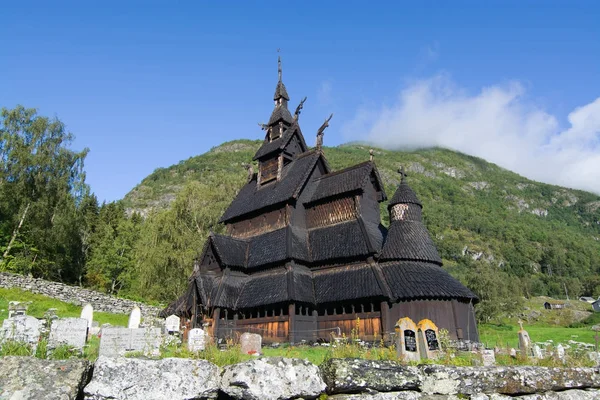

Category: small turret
[388, 167, 422, 222]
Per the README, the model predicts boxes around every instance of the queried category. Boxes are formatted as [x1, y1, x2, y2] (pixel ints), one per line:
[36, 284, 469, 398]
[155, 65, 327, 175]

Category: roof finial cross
[398, 166, 407, 183]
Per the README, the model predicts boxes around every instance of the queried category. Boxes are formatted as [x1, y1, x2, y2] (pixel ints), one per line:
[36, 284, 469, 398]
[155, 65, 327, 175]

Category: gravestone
[481, 349, 496, 366]
[394, 317, 420, 362]
[129, 328, 161, 356]
[556, 344, 565, 362]
[240, 332, 262, 355]
[128, 306, 141, 329]
[510, 348, 517, 358]
[165, 315, 180, 334]
[48, 318, 88, 350]
[8, 301, 28, 318]
[517, 320, 531, 357]
[0, 315, 41, 351]
[81, 304, 94, 330]
[417, 319, 441, 359]
[532, 344, 543, 359]
[187, 328, 206, 352]
[99, 327, 162, 357]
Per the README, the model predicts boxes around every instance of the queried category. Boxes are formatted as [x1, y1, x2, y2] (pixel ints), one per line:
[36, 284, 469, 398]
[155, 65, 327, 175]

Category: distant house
[579, 296, 596, 304]
[544, 301, 566, 310]
[592, 300, 600, 313]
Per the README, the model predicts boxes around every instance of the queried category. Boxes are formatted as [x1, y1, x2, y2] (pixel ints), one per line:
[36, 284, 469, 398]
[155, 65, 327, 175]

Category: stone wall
[2, 356, 600, 399]
[0, 272, 162, 317]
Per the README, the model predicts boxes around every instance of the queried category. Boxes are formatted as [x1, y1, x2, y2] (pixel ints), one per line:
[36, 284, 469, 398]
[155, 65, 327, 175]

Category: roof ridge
[314, 161, 372, 181]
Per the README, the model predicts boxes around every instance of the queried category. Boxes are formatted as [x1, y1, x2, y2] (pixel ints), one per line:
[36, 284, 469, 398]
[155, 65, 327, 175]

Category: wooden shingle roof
[379, 221, 442, 265]
[220, 150, 322, 222]
[308, 161, 387, 204]
[380, 261, 478, 302]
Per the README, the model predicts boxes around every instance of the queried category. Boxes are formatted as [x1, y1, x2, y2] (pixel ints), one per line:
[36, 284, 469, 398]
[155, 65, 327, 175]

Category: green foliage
[0, 105, 89, 282]
[0, 340, 33, 356]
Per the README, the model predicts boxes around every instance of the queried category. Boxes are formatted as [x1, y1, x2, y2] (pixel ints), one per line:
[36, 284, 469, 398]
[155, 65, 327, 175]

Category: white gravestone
[0, 315, 41, 351]
[128, 306, 141, 329]
[556, 344, 565, 361]
[99, 327, 162, 357]
[165, 315, 180, 334]
[187, 328, 206, 352]
[80, 304, 94, 330]
[240, 332, 262, 355]
[49, 318, 88, 350]
[532, 344, 543, 359]
[481, 349, 496, 366]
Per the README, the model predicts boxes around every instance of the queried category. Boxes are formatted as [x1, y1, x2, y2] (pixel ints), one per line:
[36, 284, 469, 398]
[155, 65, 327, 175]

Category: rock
[419, 365, 600, 396]
[83, 356, 220, 400]
[0, 356, 91, 400]
[320, 358, 422, 394]
[221, 357, 325, 400]
[517, 389, 600, 399]
[328, 392, 422, 399]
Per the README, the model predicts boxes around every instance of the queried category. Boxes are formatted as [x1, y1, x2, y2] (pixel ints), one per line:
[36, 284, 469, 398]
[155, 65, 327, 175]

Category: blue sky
[1, 1, 599, 201]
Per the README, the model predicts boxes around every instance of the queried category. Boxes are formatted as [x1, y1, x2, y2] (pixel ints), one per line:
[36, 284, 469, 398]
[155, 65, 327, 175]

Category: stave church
[162, 58, 479, 343]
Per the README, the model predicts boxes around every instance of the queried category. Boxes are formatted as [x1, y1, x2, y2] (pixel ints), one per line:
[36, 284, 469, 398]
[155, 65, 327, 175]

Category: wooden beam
[380, 300, 390, 343]
[288, 303, 296, 344]
[212, 307, 221, 340]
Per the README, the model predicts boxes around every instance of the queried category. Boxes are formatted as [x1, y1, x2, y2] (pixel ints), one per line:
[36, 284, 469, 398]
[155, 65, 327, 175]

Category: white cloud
[342, 75, 600, 194]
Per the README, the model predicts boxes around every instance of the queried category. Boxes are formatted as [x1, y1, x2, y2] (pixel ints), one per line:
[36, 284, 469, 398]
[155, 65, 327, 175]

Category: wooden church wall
[227, 206, 287, 238]
[316, 302, 382, 341]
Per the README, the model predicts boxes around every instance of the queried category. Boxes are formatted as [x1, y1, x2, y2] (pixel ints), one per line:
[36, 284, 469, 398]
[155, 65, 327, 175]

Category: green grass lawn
[0, 287, 129, 326]
[479, 323, 598, 348]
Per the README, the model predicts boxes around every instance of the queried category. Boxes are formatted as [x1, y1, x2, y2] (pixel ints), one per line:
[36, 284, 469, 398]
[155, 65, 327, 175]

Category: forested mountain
[123, 139, 600, 315]
[2, 104, 600, 323]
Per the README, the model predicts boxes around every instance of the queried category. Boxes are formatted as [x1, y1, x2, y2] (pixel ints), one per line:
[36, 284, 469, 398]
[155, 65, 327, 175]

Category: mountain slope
[123, 140, 600, 297]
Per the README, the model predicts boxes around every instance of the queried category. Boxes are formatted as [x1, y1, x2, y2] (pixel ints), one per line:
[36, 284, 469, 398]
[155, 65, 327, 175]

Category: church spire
[273, 56, 290, 102]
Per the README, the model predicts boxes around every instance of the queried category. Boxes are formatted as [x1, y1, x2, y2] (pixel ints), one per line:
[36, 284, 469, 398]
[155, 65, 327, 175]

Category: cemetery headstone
[556, 344, 565, 362]
[8, 301, 28, 318]
[240, 332, 262, 355]
[128, 306, 141, 329]
[481, 349, 496, 366]
[129, 327, 161, 356]
[0, 315, 41, 351]
[417, 319, 441, 359]
[165, 315, 180, 334]
[510, 348, 517, 358]
[81, 304, 94, 330]
[532, 344, 543, 359]
[394, 317, 420, 362]
[187, 328, 206, 352]
[98, 327, 161, 357]
[517, 320, 531, 357]
[48, 318, 88, 350]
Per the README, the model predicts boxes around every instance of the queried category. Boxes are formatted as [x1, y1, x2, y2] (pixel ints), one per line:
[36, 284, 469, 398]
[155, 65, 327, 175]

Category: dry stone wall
[0, 272, 162, 317]
[2, 356, 600, 400]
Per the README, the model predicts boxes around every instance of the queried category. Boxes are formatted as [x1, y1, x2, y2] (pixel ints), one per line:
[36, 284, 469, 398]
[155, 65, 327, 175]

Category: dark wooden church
[162, 59, 479, 343]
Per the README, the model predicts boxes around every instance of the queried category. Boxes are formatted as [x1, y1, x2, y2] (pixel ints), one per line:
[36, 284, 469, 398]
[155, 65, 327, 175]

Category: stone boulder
[221, 357, 326, 400]
[320, 358, 422, 394]
[420, 365, 600, 396]
[83, 356, 221, 400]
[0, 356, 91, 400]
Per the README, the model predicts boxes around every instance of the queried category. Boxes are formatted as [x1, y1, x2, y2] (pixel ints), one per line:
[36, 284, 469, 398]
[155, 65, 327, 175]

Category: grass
[0, 287, 129, 326]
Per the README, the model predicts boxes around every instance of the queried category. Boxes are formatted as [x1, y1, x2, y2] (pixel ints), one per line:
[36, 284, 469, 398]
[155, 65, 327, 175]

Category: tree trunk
[2, 202, 31, 259]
